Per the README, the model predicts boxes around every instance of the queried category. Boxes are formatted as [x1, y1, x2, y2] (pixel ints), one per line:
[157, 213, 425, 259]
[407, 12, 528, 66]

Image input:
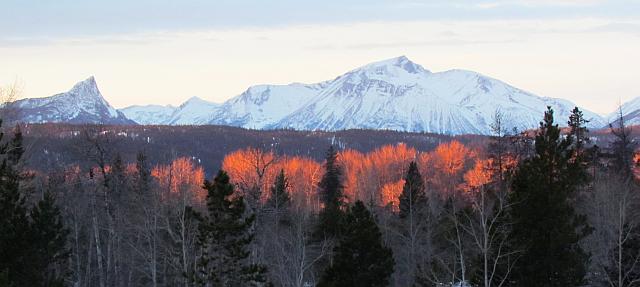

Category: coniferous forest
[2, 106, 640, 287]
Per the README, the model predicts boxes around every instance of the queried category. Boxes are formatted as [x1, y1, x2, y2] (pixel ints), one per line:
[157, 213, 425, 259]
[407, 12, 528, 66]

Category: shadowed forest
[2, 107, 640, 287]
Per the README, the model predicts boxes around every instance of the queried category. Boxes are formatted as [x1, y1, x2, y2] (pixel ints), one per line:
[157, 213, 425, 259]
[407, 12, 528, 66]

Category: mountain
[20, 57, 609, 135]
[14, 77, 134, 125]
[201, 56, 605, 134]
[208, 83, 327, 129]
[121, 104, 177, 125]
[166, 97, 220, 125]
[606, 96, 640, 127]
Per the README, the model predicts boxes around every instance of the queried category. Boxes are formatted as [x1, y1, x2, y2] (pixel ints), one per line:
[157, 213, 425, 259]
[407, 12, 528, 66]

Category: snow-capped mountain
[166, 97, 220, 125]
[606, 96, 640, 127]
[200, 56, 604, 134]
[121, 97, 220, 125]
[19, 57, 611, 135]
[207, 83, 327, 129]
[121, 104, 177, 125]
[14, 77, 134, 125]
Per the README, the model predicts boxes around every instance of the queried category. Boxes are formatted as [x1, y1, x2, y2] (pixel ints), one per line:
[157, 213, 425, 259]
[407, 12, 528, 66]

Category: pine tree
[318, 201, 394, 287]
[0, 123, 30, 287]
[265, 169, 290, 214]
[315, 146, 346, 239]
[265, 169, 291, 231]
[507, 107, 591, 287]
[134, 151, 151, 194]
[397, 161, 429, 285]
[568, 107, 590, 154]
[27, 191, 70, 287]
[610, 106, 637, 179]
[194, 170, 268, 286]
[0, 123, 69, 286]
[399, 161, 427, 219]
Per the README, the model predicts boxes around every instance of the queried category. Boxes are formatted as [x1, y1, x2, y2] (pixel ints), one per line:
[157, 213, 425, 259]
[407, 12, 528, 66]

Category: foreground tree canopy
[3, 106, 640, 286]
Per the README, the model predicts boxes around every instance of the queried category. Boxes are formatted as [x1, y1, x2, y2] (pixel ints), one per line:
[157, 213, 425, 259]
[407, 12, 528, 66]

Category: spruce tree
[0, 123, 69, 286]
[507, 107, 591, 287]
[568, 107, 589, 154]
[315, 146, 346, 239]
[266, 169, 290, 213]
[0, 123, 30, 287]
[27, 191, 70, 287]
[265, 169, 291, 230]
[397, 161, 429, 285]
[194, 170, 268, 286]
[399, 161, 427, 219]
[318, 201, 394, 287]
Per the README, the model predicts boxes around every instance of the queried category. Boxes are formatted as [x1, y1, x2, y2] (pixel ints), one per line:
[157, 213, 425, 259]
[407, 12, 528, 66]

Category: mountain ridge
[12, 56, 640, 135]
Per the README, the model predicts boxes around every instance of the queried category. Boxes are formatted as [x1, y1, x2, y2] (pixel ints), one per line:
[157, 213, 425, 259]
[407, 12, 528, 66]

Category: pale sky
[1, 0, 639, 115]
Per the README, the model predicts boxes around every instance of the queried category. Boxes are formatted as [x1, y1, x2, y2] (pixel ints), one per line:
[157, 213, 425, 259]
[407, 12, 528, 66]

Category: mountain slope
[229, 56, 604, 134]
[121, 104, 177, 125]
[606, 96, 640, 127]
[116, 56, 604, 134]
[208, 83, 327, 129]
[167, 97, 220, 125]
[14, 77, 134, 124]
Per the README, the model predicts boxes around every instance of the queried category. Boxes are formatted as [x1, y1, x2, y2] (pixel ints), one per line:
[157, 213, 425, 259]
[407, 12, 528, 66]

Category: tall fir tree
[507, 107, 591, 287]
[399, 161, 427, 219]
[265, 169, 291, 230]
[193, 170, 268, 286]
[265, 169, 290, 214]
[0, 123, 69, 286]
[27, 191, 70, 287]
[315, 146, 346, 239]
[568, 107, 590, 155]
[397, 161, 429, 285]
[0, 122, 31, 286]
[134, 151, 151, 194]
[318, 201, 394, 287]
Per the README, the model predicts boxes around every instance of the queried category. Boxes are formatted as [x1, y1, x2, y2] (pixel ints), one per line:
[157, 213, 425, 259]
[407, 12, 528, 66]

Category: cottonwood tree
[460, 160, 518, 287]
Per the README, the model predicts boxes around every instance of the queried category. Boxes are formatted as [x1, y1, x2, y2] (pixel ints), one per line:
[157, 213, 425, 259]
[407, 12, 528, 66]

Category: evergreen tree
[27, 191, 70, 287]
[265, 169, 290, 213]
[610, 107, 637, 179]
[194, 170, 268, 286]
[399, 161, 427, 219]
[397, 161, 429, 285]
[315, 146, 346, 239]
[318, 201, 394, 287]
[134, 151, 151, 194]
[507, 107, 591, 287]
[0, 123, 69, 286]
[265, 169, 291, 230]
[568, 107, 590, 154]
[0, 123, 30, 287]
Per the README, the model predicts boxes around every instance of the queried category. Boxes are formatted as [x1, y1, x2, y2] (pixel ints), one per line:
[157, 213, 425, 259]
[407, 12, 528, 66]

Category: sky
[1, 0, 639, 115]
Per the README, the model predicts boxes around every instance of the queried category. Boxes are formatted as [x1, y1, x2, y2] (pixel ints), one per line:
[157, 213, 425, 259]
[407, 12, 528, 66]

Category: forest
[2, 107, 640, 287]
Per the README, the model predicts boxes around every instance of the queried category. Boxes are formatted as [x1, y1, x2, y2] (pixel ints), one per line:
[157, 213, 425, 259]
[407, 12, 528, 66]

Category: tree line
[1, 106, 640, 286]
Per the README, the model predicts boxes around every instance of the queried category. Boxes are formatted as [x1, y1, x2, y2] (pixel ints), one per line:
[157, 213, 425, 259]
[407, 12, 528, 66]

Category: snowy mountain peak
[123, 56, 604, 134]
[181, 96, 215, 107]
[360, 55, 430, 75]
[68, 76, 101, 99]
[13, 76, 134, 124]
